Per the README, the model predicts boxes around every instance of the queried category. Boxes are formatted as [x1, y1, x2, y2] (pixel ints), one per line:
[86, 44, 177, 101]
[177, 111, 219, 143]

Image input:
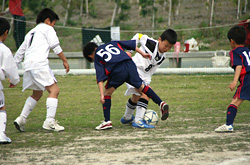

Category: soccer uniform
[125, 33, 166, 96]
[14, 23, 62, 91]
[94, 40, 142, 89]
[0, 42, 20, 108]
[229, 46, 250, 101]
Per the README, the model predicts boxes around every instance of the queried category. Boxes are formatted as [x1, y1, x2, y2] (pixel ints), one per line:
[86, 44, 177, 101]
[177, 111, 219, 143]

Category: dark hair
[160, 29, 177, 45]
[0, 18, 10, 36]
[227, 25, 246, 45]
[36, 8, 59, 24]
[83, 42, 98, 62]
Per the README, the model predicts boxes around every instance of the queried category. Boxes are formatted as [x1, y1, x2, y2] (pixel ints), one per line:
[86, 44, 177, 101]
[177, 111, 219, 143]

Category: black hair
[227, 25, 246, 45]
[160, 29, 177, 45]
[36, 8, 59, 24]
[83, 42, 98, 62]
[0, 18, 10, 36]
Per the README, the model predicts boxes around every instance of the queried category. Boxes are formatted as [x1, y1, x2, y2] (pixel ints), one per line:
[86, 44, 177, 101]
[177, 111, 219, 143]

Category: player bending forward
[121, 29, 177, 128]
[215, 25, 250, 132]
[83, 40, 169, 130]
[13, 8, 70, 132]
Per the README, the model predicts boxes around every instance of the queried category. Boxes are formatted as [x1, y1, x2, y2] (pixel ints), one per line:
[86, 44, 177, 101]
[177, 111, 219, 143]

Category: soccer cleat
[0, 133, 11, 144]
[43, 120, 65, 132]
[14, 116, 26, 132]
[95, 121, 112, 130]
[120, 115, 135, 124]
[160, 102, 169, 120]
[215, 124, 234, 133]
[132, 120, 155, 129]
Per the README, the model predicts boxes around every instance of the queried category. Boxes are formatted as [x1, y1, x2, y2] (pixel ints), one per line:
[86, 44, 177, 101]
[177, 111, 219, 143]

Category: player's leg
[215, 97, 244, 133]
[134, 94, 149, 123]
[0, 91, 11, 144]
[95, 87, 115, 130]
[121, 94, 139, 124]
[136, 84, 169, 120]
[14, 90, 42, 132]
[43, 83, 64, 132]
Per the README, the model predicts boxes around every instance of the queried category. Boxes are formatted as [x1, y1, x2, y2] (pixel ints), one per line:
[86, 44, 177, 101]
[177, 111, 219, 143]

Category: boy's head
[36, 8, 59, 25]
[0, 18, 10, 41]
[83, 42, 98, 62]
[227, 25, 246, 48]
[158, 29, 177, 53]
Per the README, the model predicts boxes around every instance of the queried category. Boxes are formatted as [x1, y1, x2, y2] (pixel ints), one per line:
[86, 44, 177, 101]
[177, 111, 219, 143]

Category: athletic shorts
[0, 90, 5, 108]
[23, 67, 57, 91]
[234, 73, 250, 101]
[105, 60, 143, 89]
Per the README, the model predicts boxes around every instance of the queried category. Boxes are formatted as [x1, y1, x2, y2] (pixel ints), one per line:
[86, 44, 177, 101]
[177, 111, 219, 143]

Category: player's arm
[229, 65, 242, 91]
[98, 81, 105, 104]
[57, 51, 70, 73]
[135, 47, 151, 60]
[14, 41, 26, 64]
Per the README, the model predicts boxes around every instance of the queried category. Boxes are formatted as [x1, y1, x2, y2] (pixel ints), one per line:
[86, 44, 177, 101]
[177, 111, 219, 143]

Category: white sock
[124, 99, 136, 120]
[20, 97, 37, 119]
[135, 98, 148, 122]
[0, 110, 7, 134]
[46, 98, 58, 122]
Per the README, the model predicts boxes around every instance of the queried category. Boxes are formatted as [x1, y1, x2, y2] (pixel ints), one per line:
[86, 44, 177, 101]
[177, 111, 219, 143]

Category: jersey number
[243, 51, 250, 66]
[96, 44, 120, 62]
[29, 32, 35, 47]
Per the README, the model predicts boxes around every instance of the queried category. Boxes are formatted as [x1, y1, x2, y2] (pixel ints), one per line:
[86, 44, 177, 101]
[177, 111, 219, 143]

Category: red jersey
[9, 0, 24, 16]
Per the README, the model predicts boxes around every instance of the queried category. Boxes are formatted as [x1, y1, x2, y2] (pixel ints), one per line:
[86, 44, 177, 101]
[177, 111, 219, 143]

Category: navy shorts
[234, 73, 250, 101]
[105, 60, 142, 89]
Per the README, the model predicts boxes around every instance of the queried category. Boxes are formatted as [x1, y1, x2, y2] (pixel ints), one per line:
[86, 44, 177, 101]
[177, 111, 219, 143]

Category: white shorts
[22, 67, 57, 92]
[0, 90, 5, 108]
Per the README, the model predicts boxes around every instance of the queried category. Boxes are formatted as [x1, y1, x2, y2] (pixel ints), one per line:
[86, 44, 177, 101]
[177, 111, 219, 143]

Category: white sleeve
[2, 50, 20, 85]
[47, 27, 62, 55]
[14, 40, 26, 64]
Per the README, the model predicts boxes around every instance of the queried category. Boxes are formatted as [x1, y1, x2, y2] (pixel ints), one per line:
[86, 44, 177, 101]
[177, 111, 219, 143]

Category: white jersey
[132, 33, 165, 84]
[14, 23, 62, 71]
[0, 42, 20, 90]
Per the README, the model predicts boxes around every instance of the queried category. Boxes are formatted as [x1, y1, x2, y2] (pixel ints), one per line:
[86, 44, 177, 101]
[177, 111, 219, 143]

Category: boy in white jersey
[121, 29, 177, 128]
[0, 18, 20, 144]
[13, 8, 70, 132]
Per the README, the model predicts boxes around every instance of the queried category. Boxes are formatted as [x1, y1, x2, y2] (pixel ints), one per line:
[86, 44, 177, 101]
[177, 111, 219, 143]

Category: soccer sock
[135, 98, 148, 122]
[226, 104, 237, 126]
[46, 98, 58, 122]
[103, 96, 111, 122]
[142, 85, 162, 105]
[124, 98, 136, 120]
[0, 110, 7, 134]
[20, 96, 37, 119]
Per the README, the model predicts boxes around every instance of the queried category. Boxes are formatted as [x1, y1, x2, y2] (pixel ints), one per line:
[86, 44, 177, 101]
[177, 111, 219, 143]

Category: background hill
[1, 0, 250, 52]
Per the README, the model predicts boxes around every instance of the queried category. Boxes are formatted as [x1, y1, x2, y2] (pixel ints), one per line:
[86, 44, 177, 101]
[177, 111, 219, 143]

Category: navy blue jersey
[229, 46, 250, 77]
[94, 40, 136, 83]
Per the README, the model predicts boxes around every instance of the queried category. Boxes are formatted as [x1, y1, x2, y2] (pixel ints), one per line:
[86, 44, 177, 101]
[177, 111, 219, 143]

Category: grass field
[0, 74, 250, 164]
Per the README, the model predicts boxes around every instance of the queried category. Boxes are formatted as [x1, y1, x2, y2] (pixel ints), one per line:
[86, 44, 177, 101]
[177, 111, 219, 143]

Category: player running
[83, 40, 169, 130]
[13, 8, 70, 132]
[215, 25, 250, 132]
[120, 29, 177, 128]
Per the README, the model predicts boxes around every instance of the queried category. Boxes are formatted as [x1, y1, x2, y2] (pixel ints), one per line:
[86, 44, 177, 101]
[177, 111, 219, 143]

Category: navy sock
[103, 96, 111, 122]
[226, 104, 237, 125]
[142, 85, 162, 105]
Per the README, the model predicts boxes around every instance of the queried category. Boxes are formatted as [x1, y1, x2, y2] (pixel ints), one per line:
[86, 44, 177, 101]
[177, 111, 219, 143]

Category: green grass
[0, 74, 250, 164]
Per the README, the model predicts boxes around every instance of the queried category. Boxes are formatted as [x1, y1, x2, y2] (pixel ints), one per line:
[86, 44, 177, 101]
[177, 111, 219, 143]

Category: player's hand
[142, 53, 151, 60]
[9, 83, 16, 88]
[126, 51, 132, 57]
[100, 95, 105, 104]
[228, 81, 237, 91]
[63, 61, 70, 73]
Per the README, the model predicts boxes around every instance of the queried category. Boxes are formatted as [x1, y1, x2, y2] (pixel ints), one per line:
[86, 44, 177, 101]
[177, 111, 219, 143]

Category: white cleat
[95, 121, 112, 130]
[43, 120, 65, 132]
[0, 133, 12, 144]
[14, 116, 26, 132]
[215, 124, 234, 133]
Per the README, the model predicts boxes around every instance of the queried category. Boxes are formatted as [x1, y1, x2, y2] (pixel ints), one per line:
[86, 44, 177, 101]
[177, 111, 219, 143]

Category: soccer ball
[143, 109, 159, 125]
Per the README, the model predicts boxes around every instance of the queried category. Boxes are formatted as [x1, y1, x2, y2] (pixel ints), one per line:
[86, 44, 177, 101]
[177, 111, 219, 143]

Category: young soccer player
[120, 29, 177, 128]
[0, 18, 20, 144]
[83, 40, 169, 130]
[215, 25, 250, 132]
[13, 8, 70, 132]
